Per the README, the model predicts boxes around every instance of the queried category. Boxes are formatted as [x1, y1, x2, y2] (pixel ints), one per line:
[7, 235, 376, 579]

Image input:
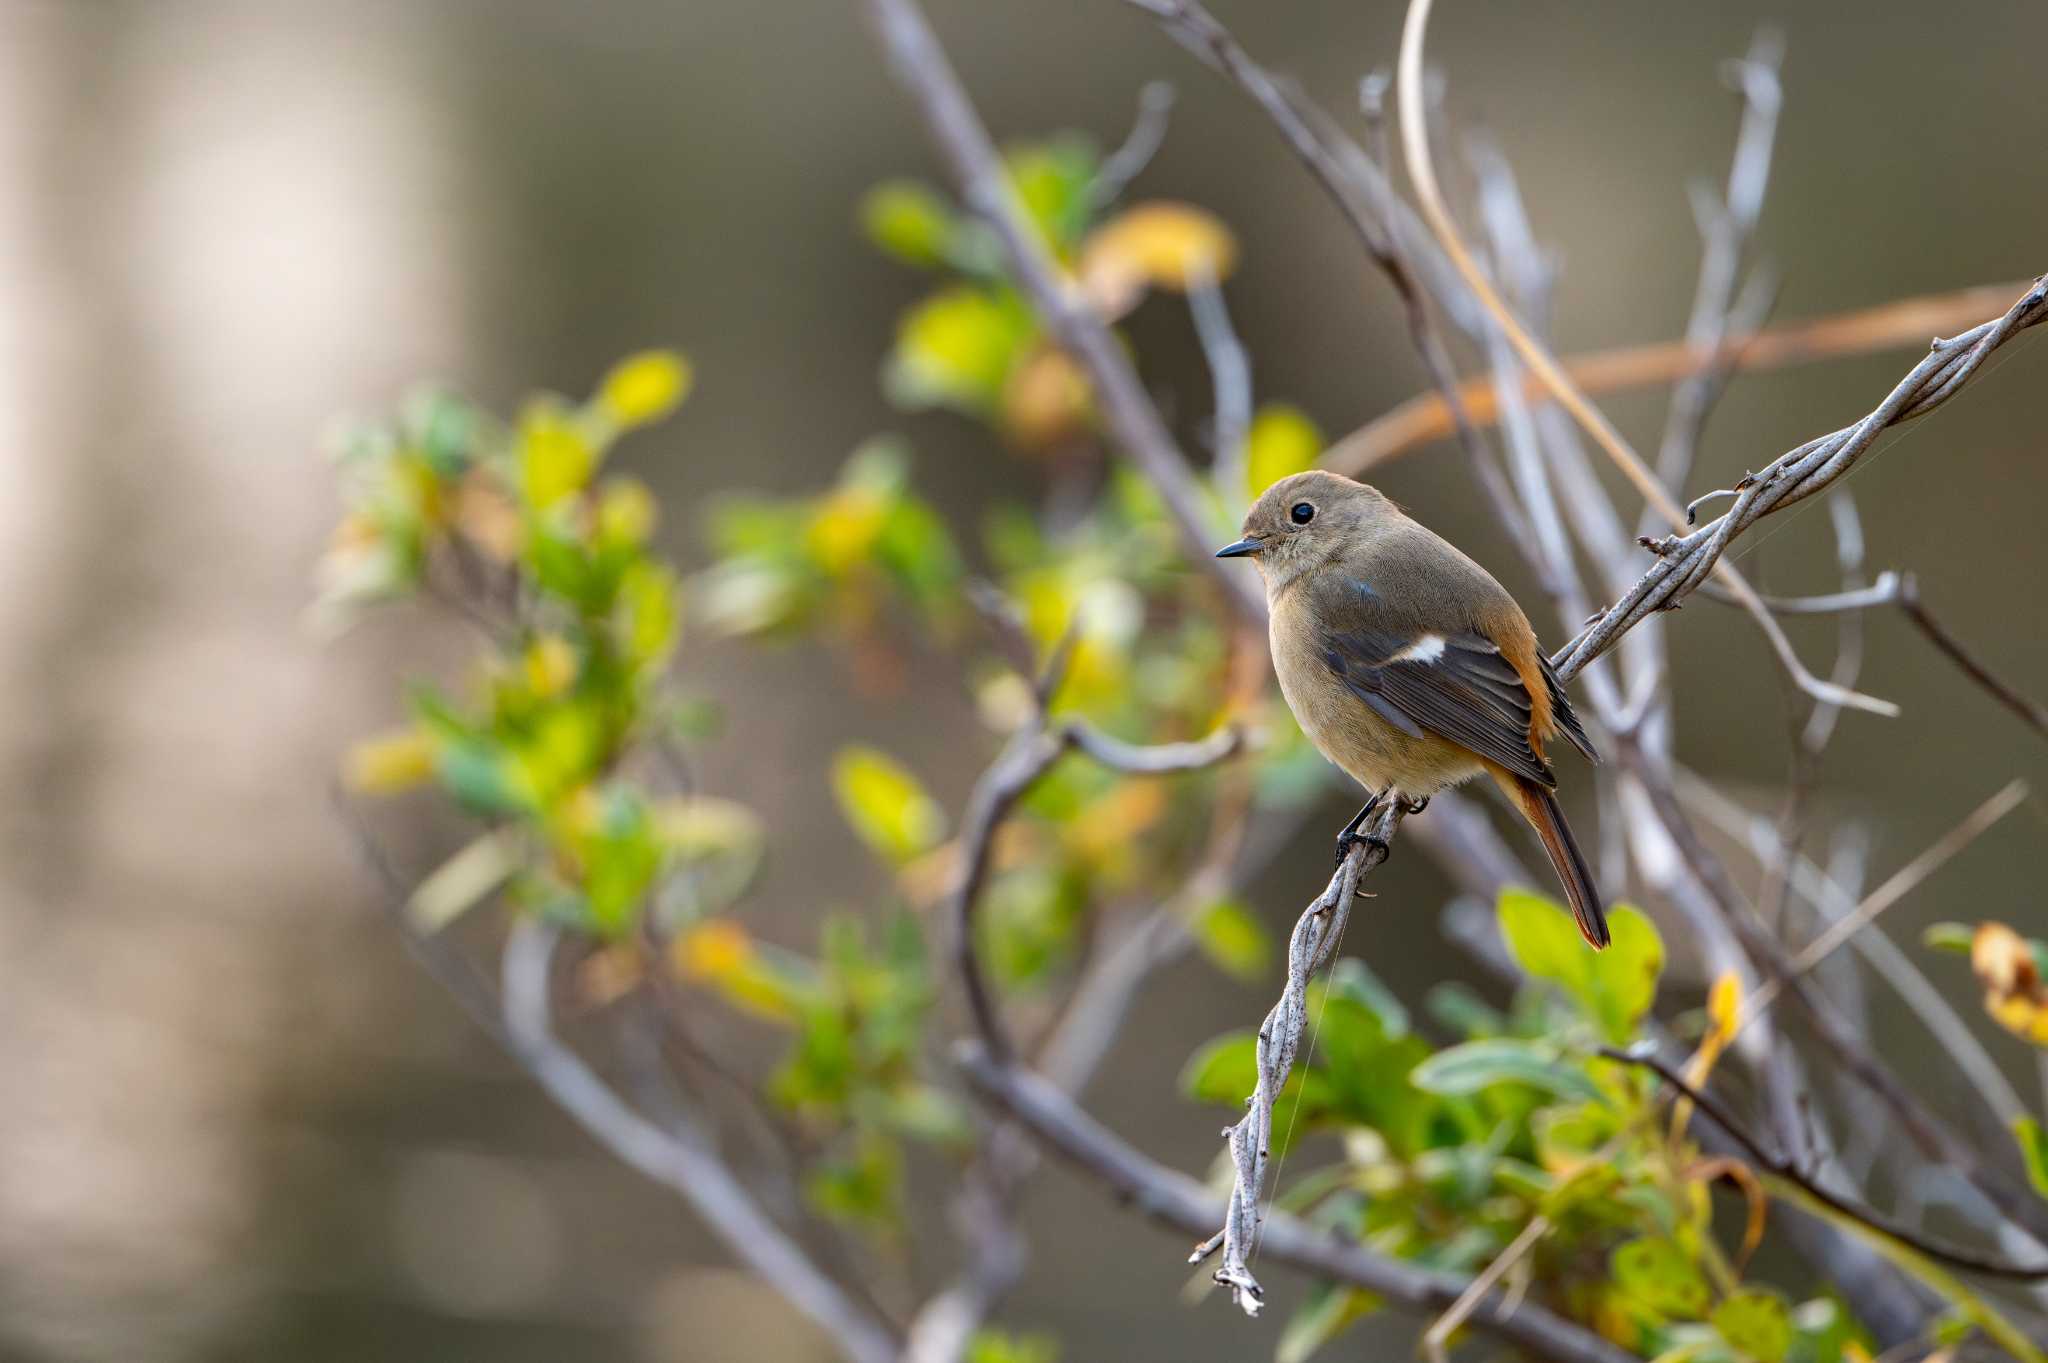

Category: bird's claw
[1333, 828, 1390, 870]
[1401, 795, 1430, 816]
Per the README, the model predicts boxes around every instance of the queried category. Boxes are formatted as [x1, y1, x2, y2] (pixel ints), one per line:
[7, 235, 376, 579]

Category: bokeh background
[2, 1, 2044, 1359]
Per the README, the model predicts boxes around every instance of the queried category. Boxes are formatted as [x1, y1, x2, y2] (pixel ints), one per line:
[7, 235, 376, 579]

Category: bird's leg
[1333, 791, 1388, 868]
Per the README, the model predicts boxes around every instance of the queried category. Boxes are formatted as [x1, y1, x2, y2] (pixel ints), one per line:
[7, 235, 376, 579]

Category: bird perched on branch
[1217, 470, 1607, 948]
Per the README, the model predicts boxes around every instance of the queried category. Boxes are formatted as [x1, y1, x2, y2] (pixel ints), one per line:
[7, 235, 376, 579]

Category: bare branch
[1089, 79, 1176, 210]
[1187, 267, 1252, 507]
[1325, 280, 2035, 474]
[1698, 568, 2048, 741]
[1395, 0, 1894, 718]
[1897, 574, 2048, 739]
[957, 1043, 1641, 1363]
[1557, 276, 2048, 679]
[499, 921, 902, 1363]
[945, 716, 1243, 1062]
[1796, 780, 2028, 975]
[858, 0, 1263, 619]
[1652, 28, 1783, 500]
[1601, 1045, 2048, 1281]
[1197, 803, 1398, 1314]
[1679, 771, 2033, 1129]
[1112, 0, 1534, 554]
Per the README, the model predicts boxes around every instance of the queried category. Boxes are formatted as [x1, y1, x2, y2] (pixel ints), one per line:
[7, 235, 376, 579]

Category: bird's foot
[1333, 827, 1391, 870]
[1400, 795, 1430, 816]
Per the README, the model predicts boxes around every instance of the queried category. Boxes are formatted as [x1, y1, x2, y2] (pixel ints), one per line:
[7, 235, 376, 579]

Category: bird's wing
[1537, 650, 1598, 763]
[1315, 578, 1555, 787]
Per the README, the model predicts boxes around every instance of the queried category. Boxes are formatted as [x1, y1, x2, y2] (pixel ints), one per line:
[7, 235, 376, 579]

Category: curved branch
[958, 1043, 1639, 1363]
[499, 921, 902, 1363]
[1557, 276, 2048, 678]
[858, 0, 1263, 620]
[1601, 1045, 2048, 1282]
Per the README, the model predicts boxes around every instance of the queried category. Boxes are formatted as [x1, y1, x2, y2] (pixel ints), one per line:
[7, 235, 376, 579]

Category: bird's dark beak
[1214, 536, 1264, 559]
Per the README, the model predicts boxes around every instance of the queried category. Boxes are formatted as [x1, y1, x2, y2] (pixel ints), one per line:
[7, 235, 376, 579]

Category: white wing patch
[1389, 633, 1447, 665]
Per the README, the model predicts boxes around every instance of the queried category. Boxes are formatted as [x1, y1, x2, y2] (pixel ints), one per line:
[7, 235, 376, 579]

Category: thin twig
[1678, 771, 2033, 1130]
[498, 921, 902, 1363]
[1897, 575, 2048, 738]
[1698, 569, 2048, 741]
[1555, 276, 2048, 679]
[1651, 28, 1783, 501]
[1600, 1045, 2048, 1281]
[946, 716, 1243, 1061]
[1780, 779, 2028, 990]
[1396, 0, 1892, 720]
[1113, 0, 1534, 555]
[1423, 1214, 1552, 1363]
[1089, 79, 1176, 210]
[957, 1043, 1640, 1363]
[1188, 266, 1251, 510]
[1325, 280, 2034, 473]
[859, 0, 1264, 619]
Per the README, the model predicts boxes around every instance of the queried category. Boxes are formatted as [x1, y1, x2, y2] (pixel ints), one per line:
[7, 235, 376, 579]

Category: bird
[1216, 469, 1608, 949]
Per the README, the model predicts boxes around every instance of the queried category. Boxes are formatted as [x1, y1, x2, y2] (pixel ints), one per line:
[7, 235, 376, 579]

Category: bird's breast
[1268, 597, 1482, 797]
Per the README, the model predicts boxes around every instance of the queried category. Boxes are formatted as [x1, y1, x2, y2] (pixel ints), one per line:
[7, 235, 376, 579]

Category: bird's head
[1215, 470, 1398, 592]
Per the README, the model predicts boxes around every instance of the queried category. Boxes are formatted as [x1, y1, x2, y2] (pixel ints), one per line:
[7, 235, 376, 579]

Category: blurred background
[1, 1, 2044, 1359]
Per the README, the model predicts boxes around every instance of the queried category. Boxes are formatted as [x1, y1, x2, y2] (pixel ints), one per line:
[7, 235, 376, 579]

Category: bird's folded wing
[1537, 650, 1598, 762]
[1319, 614, 1556, 788]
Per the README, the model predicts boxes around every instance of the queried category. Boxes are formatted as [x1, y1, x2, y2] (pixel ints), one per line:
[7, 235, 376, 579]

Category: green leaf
[1243, 404, 1323, 502]
[1611, 1237, 1713, 1321]
[1588, 905, 1665, 1043]
[1412, 1038, 1605, 1104]
[1179, 1032, 1257, 1105]
[1276, 1282, 1380, 1363]
[1711, 1288, 1793, 1363]
[1326, 957, 1409, 1037]
[1922, 921, 1976, 954]
[884, 285, 1033, 416]
[860, 180, 960, 268]
[1191, 897, 1271, 981]
[2014, 1115, 2048, 1198]
[1498, 889, 1663, 1043]
[1004, 136, 1098, 256]
[831, 746, 945, 865]
[435, 739, 531, 815]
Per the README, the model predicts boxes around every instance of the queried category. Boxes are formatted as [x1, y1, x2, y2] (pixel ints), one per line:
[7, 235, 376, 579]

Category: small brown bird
[1217, 470, 1608, 948]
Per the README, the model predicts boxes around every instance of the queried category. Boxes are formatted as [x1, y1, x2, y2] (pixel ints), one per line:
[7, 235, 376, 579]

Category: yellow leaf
[1243, 405, 1324, 502]
[1973, 921, 2048, 1048]
[1706, 970, 1741, 1040]
[675, 917, 753, 981]
[596, 478, 658, 546]
[597, 350, 692, 430]
[832, 746, 946, 865]
[524, 635, 577, 699]
[999, 343, 1092, 450]
[671, 918, 802, 1023]
[1077, 201, 1238, 316]
[344, 728, 437, 794]
[518, 401, 596, 510]
[805, 486, 889, 574]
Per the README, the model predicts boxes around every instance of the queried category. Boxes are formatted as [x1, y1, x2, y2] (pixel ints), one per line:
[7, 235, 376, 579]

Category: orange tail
[1497, 772, 1608, 949]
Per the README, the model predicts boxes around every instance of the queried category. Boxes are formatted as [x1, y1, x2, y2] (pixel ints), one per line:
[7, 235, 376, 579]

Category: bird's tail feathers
[1500, 773, 1609, 950]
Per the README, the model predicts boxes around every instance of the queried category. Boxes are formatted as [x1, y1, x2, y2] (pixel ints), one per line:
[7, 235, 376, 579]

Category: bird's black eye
[1290, 501, 1316, 525]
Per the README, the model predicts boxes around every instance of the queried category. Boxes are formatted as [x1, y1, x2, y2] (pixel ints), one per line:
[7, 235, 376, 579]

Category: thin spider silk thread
[1250, 879, 1353, 1266]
